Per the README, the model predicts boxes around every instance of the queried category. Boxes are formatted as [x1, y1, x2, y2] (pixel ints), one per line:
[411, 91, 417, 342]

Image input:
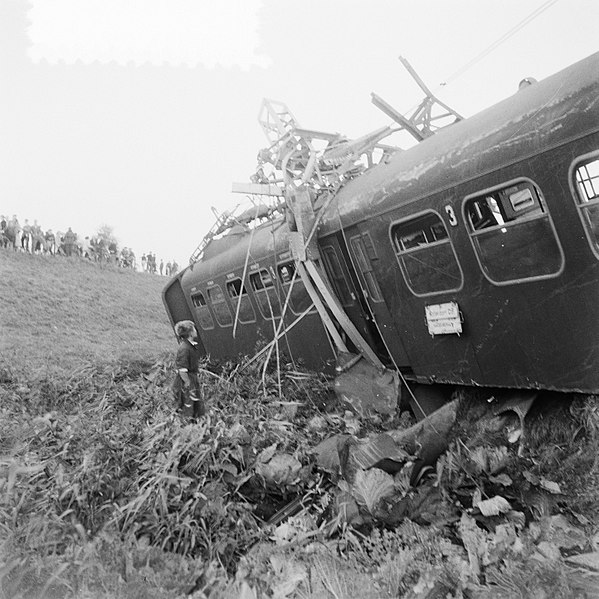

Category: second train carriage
[163, 51, 599, 396]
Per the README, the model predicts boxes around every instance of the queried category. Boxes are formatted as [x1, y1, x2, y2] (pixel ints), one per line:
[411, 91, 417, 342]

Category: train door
[386, 208, 483, 385]
[319, 235, 388, 361]
[274, 257, 337, 370]
[333, 228, 411, 367]
[460, 176, 566, 387]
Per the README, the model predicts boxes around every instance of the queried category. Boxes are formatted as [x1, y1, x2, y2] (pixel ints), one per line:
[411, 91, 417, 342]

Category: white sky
[1, 0, 598, 266]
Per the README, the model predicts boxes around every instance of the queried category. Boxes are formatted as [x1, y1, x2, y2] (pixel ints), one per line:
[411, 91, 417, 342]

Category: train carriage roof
[179, 52, 599, 286]
[319, 51, 599, 231]
[181, 217, 289, 285]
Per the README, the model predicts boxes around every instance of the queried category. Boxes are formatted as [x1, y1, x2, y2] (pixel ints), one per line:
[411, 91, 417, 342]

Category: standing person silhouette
[172, 320, 205, 419]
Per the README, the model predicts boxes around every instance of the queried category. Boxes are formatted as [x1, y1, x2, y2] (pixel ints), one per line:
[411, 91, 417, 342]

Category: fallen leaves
[523, 470, 563, 494]
[256, 452, 303, 487]
[351, 468, 396, 514]
[475, 495, 512, 517]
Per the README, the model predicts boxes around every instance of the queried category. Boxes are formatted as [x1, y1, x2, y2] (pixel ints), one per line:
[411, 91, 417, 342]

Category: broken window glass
[574, 155, 599, 255]
[391, 212, 462, 296]
[465, 179, 563, 284]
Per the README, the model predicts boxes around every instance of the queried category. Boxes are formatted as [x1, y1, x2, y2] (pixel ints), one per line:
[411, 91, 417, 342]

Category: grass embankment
[1, 250, 599, 598]
[0, 251, 174, 376]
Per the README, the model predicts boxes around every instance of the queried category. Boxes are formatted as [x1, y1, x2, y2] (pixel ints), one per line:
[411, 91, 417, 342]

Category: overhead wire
[440, 0, 560, 87]
[397, 0, 560, 125]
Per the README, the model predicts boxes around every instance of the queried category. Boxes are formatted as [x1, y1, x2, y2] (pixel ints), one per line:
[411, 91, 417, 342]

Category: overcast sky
[1, 0, 597, 266]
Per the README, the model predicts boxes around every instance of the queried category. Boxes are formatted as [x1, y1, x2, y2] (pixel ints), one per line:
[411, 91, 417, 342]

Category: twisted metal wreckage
[163, 53, 599, 451]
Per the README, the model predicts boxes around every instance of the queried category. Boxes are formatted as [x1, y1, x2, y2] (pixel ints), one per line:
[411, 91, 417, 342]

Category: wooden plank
[371, 93, 425, 141]
[303, 260, 384, 369]
[231, 182, 285, 196]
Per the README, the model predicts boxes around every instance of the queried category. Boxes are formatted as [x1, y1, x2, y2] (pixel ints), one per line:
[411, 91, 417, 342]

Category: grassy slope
[0, 250, 174, 376]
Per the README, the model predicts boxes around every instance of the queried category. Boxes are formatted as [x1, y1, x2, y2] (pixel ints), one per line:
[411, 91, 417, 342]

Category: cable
[440, 0, 560, 86]
[397, 0, 559, 119]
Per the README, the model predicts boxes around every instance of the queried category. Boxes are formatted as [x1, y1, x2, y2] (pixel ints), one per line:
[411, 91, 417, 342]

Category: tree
[95, 224, 118, 248]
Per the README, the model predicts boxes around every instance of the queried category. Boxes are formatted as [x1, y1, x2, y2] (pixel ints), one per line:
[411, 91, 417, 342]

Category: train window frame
[462, 177, 565, 286]
[249, 269, 274, 292]
[277, 261, 296, 285]
[569, 150, 599, 260]
[349, 234, 384, 303]
[276, 260, 315, 315]
[249, 268, 282, 319]
[225, 277, 256, 324]
[321, 245, 354, 307]
[389, 209, 464, 297]
[190, 290, 214, 330]
[191, 291, 207, 307]
[206, 283, 233, 327]
[362, 232, 379, 260]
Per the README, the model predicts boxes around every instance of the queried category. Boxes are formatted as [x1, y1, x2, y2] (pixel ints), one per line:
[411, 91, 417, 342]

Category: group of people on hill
[141, 253, 179, 276]
[0, 213, 121, 263]
[0, 214, 78, 257]
[0, 214, 175, 275]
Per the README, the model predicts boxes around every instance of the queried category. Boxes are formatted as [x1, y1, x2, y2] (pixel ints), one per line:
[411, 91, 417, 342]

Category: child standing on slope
[172, 320, 206, 419]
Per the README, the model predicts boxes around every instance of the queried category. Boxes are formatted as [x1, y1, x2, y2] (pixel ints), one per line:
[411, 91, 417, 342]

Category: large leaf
[351, 468, 395, 514]
[488, 473, 513, 487]
[539, 478, 562, 494]
[475, 495, 511, 517]
[256, 453, 302, 486]
[311, 434, 350, 473]
[523, 470, 562, 494]
[350, 433, 411, 472]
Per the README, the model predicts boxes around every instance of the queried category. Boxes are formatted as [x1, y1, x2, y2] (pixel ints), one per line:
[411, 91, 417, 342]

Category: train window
[226, 279, 246, 298]
[277, 261, 313, 314]
[362, 232, 378, 260]
[322, 246, 354, 306]
[250, 269, 274, 291]
[250, 269, 281, 318]
[572, 155, 599, 256]
[206, 284, 233, 327]
[226, 278, 256, 324]
[349, 236, 383, 302]
[391, 211, 462, 296]
[278, 262, 296, 284]
[464, 179, 563, 284]
[394, 215, 449, 250]
[191, 292, 206, 307]
[466, 181, 544, 231]
[190, 291, 214, 330]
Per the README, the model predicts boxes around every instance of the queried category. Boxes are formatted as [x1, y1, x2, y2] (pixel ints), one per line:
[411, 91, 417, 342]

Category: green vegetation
[1, 250, 599, 598]
[0, 251, 173, 376]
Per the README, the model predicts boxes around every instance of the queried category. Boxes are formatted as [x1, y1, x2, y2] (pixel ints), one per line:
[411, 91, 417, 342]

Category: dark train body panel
[166, 221, 336, 370]
[163, 52, 599, 393]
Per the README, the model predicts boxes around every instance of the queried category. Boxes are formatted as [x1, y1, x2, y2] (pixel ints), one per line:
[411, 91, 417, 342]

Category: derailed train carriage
[163, 52, 599, 411]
